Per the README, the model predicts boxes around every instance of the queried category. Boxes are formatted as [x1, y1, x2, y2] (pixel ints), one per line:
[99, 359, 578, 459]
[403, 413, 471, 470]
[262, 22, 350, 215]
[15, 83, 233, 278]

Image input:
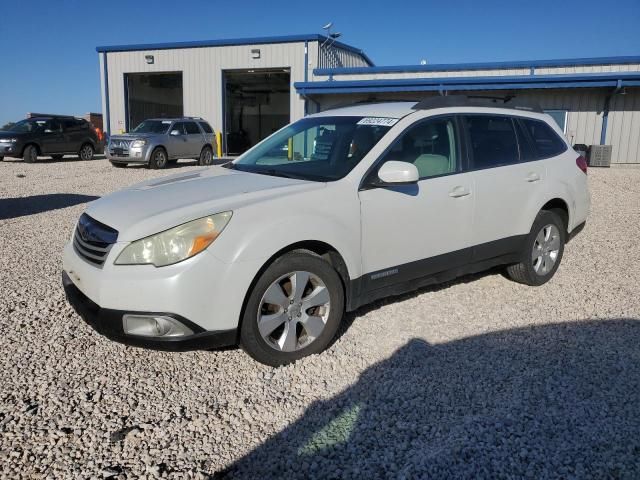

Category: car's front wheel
[506, 210, 566, 286]
[240, 251, 345, 366]
[149, 147, 168, 169]
[23, 145, 38, 163]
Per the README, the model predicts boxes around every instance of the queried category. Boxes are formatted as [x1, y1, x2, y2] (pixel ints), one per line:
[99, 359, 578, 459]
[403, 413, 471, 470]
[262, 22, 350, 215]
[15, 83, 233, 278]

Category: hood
[85, 166, 324, 241]
[0, 130, 27, 138]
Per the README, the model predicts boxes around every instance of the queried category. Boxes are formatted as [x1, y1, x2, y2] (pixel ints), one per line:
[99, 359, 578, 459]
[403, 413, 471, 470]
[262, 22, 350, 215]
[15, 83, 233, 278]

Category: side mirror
[377, 161, 419, 185]
[170, 129, 181, 136]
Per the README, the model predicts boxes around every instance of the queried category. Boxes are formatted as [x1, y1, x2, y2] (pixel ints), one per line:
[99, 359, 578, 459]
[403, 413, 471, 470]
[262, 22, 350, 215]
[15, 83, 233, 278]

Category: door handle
[526, 172, 541, 183]
[449, 186, 471, 198]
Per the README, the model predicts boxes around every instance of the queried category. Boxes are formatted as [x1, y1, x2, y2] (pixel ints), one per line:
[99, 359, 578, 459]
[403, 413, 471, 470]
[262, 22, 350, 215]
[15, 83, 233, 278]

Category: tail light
[95, 127, 104, 142]
[576, 155, 588, 174]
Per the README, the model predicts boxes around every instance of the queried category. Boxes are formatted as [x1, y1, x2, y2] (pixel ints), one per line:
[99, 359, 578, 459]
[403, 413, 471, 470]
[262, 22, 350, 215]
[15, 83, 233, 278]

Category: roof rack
[413, 95, 543, 113]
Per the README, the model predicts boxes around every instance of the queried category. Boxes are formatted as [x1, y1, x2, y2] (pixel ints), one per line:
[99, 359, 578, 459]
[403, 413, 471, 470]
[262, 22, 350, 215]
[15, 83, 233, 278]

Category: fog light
[123, 314, 194, 337]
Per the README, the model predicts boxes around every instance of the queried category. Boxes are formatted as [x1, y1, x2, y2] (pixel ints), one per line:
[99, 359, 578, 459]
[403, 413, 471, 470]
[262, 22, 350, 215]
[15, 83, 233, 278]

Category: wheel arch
[21, 142, 41, 156]
[237, 240, 351, 334]
[540, 197, 570, 233]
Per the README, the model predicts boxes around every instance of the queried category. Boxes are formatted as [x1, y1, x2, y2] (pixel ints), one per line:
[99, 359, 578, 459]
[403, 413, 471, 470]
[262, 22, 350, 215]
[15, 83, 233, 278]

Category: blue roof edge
[295, 72, 640, 94]
[95, 33, 373, 65]
[314, 55, 640, 76]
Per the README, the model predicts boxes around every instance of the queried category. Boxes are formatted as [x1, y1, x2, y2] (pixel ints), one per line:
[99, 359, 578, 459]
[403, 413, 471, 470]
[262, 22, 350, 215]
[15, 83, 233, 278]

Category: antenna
[322, 22, 333, 30]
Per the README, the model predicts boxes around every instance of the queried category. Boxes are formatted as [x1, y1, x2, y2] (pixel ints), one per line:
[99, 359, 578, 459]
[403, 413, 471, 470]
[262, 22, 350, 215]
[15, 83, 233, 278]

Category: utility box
[588, 145, 612, 167]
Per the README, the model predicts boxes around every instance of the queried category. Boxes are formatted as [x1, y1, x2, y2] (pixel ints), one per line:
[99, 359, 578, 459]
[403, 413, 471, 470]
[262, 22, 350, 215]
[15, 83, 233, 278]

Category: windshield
[132, 120, 172, 134]
[5, 119, 53, 133]
[228, 116, 394, 181]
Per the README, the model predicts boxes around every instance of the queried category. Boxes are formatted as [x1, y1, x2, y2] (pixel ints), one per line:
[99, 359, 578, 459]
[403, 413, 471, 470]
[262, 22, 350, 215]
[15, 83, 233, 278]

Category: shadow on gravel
[0, 194, 99, 220]
[219, 319, 640, 479]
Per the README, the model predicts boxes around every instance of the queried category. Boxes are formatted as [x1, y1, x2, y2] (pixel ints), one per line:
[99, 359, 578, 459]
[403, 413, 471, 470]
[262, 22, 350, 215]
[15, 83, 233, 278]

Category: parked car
[106, 117, 216, 169]
[0, 116, 102, 163]
[63, 96, 590, 366]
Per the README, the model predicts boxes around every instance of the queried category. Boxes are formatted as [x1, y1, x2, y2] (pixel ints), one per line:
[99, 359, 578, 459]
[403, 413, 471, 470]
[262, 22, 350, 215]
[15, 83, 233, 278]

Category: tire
[240, 251, 345, 366]
[110, 161, 127, 168]
[149, 147, 168, 169]
[79, 143, 94, 161]
[50, 154, 64, 161]
[23, 145, 38, 163]
[198, 146, 214, 166]
[506, 210, 566, 286]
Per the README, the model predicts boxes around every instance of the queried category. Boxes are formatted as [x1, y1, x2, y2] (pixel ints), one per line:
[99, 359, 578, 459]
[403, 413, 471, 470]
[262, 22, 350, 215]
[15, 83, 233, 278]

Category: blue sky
[1, 0, 639, 126]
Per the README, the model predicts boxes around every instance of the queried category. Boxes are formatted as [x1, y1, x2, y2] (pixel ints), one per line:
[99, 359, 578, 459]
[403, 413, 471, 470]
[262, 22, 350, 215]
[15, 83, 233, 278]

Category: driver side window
[380, 117, 458, 179]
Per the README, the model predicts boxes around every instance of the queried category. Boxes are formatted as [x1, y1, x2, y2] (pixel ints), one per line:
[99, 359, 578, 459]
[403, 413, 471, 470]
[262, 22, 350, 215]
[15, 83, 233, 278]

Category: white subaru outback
[63, 96, 590, 366]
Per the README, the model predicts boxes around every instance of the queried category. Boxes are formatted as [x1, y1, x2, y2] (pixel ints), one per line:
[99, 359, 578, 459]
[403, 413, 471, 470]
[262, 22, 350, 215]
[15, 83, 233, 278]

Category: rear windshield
[132, 120, 171, 134]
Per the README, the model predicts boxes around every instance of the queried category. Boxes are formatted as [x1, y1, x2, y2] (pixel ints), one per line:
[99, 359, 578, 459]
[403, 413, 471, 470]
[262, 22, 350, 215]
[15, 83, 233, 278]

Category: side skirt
[347, 235, 526, 311]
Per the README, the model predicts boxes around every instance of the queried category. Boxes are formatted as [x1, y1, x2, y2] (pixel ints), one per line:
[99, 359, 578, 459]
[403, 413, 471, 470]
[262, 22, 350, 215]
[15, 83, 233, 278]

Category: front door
[359, 115, 475, 292]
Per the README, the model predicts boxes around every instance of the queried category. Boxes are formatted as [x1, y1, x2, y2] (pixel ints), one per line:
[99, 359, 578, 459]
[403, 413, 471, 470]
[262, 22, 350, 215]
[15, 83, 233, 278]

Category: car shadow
[0, 194, 99, 220]
[218, 318, 640, 479]
[332, 267, 504, 347]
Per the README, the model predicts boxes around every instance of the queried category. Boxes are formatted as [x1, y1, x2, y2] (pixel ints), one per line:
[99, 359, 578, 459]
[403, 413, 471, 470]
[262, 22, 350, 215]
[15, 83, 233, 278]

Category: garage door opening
[224, 69, 290, 155]
[125, 72, 183, 131]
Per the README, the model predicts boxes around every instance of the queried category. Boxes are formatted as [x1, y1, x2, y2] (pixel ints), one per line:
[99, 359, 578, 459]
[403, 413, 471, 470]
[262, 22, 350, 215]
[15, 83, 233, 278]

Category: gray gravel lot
[0, 157, 639, 479]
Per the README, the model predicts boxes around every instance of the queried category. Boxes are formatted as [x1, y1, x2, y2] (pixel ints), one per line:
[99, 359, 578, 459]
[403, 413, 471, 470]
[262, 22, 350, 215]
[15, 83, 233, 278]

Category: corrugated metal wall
[103, 41, 311, 136]
[314, 88, 640, 164]
[607, 90, 640, 164]
[318, 45, 371, 69]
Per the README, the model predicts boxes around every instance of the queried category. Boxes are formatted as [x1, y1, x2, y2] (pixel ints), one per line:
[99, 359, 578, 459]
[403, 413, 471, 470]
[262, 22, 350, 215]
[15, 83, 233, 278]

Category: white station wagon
[63, 96, 590, 366]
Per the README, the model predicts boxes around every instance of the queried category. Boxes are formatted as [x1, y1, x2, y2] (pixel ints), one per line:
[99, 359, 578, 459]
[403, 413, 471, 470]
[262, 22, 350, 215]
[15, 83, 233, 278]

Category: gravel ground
[0, 157, 639, 479]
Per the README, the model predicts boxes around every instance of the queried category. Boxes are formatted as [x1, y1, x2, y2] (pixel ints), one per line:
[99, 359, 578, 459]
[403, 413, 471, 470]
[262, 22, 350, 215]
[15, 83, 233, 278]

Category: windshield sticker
[357, 117, 399, 127]
[162, 120, 172, 124]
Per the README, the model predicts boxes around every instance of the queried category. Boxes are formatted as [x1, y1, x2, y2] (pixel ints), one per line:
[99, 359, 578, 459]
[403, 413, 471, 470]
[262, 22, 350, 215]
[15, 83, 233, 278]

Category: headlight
[130, 139, 146, 148]
[115, 212, 232, 267]
[0, 138, 17, 143]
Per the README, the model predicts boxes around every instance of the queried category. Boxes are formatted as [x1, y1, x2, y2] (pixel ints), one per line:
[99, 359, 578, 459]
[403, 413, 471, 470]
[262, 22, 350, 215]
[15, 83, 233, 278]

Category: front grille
[109, 139, 131, 157]
[73, 214, 118, 266]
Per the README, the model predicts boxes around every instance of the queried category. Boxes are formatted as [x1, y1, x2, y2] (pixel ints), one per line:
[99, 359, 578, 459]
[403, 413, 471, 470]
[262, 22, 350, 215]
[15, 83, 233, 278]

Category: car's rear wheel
[79, 144, 94, 161]
[50, 154, 64, 161]
[198, 146, 214, 166]
[23, 145, 37, 163]
[506, 210, 565, 286]
[240, 251, 345, 366]
[149, 147, 168, 169]
[110, 161, 127, 168]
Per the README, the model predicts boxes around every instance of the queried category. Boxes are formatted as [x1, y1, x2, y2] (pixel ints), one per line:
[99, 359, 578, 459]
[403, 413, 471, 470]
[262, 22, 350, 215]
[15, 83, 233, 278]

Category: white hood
[85, 166, 324, 241]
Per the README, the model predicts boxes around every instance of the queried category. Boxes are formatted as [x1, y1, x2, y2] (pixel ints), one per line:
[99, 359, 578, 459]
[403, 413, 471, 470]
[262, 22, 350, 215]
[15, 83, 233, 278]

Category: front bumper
[0, 141, 22, 157]
[105, 144, 150, 163]
[62, 271, 237, 351]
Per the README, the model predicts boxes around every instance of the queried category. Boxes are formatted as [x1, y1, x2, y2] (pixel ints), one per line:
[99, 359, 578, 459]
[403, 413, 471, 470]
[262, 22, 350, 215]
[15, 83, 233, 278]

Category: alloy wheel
[257, 271, 331, 352]
[531, 224, 561, 275]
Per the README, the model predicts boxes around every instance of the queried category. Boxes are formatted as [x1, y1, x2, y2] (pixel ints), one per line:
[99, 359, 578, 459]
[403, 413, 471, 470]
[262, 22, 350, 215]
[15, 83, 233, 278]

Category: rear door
[39, 119, 65, 154]
[166, 121, 188, 159]
[463, 114, 545, 258]
[184, 121, 205, 157]
[61, 118, 83, 152]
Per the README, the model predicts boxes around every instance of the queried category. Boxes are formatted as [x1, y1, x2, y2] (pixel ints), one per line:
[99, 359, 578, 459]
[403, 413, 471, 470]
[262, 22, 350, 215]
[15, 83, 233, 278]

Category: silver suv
[106, 118, 216, 169]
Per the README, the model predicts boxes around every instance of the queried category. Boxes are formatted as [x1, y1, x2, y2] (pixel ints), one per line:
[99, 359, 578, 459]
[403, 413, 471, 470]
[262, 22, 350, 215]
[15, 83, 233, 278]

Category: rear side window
[184, 122, 201, 134]
[520, 118, 567, 158]
[465, 115, 519, 169]
[198, 122, 214, 134]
